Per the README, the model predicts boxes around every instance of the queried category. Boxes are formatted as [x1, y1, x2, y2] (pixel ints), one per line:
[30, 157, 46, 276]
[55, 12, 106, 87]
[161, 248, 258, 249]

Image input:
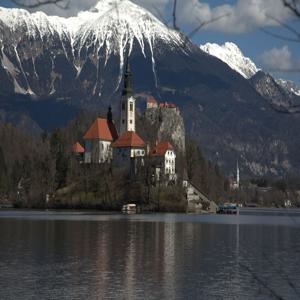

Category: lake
[0, 209, 300, 300]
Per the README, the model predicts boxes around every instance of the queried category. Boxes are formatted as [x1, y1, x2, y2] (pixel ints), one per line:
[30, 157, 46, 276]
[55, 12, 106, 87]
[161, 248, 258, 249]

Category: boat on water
[217, 203, 239, 214]
[0, 203, 13, 209]
[122, 203, 137, 214]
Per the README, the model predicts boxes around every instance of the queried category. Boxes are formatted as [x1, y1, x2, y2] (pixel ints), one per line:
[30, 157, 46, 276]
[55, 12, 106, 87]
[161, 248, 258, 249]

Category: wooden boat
[122, 203, 137, 214]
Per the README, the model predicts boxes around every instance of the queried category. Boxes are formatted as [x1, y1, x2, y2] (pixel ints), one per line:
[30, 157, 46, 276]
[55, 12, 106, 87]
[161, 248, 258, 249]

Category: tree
[0, 146, 8, 195]
[50, 128, 69, 189]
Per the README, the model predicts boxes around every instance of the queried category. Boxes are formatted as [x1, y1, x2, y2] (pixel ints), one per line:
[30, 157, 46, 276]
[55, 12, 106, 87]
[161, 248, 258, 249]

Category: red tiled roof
[147, 97, 157, 104]
[83, 118, 118, 141]
[72, 142, 85, 153]
[159, 102, 177, 108]
[152, 141, 173, 156]
[112, 131, 145, 148]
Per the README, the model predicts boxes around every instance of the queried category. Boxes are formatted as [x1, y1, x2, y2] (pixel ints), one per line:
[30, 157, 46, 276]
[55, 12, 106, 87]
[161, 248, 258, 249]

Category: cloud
[258, 46, 300, 72]
[28, 0, 98, 17]
[175, 0, 293, 34]
[24, 0, 294, 34]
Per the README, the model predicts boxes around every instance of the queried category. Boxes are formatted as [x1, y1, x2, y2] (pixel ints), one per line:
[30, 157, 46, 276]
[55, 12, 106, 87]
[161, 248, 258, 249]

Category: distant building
[230, 160, 240, 190]
[151, 141, 176, 181]
[72, 142, 85, 161]
[146, 97, 158, 109]
[83, 108, 118, 164]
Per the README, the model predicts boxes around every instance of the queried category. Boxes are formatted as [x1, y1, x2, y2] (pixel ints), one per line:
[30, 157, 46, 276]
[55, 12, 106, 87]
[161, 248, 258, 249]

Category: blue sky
[1, 0, 300, 84]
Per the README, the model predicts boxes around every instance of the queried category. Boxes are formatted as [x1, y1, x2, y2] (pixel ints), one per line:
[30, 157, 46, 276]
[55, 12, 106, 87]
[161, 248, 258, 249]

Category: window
[122, 119, 125, 124]
[130, 120, 133, 124]
[122, 102, 125, 110]
[130, 102, 133, 111]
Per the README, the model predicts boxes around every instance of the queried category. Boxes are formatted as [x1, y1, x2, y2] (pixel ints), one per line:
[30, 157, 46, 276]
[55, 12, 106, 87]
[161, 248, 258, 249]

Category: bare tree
[283, 0, 300, 17]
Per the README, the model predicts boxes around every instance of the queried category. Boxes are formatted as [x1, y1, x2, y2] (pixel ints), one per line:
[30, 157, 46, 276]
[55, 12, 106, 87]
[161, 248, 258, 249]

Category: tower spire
[122, 57, 133, 96]
[236, 160, 240, 188]
[107, 106, 113, 123]
[119, 55, 136, 134]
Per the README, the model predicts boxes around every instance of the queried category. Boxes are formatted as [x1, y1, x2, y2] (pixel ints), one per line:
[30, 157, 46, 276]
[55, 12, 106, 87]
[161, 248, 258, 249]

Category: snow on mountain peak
[200, 42, 259, 79]
[276, 79, 300, 97]
[0, 0, 184, 94]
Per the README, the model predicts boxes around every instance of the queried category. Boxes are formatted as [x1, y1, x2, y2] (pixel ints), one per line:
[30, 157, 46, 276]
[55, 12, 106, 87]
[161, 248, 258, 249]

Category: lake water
[0, 209, 300, 300]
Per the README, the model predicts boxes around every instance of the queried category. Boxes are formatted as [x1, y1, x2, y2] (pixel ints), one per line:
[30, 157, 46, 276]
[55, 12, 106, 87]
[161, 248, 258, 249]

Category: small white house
[152, 141, 176, 181]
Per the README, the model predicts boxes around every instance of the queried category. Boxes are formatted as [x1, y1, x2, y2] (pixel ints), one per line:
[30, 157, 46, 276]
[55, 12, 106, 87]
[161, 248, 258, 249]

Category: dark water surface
[0, 209, 300, 300]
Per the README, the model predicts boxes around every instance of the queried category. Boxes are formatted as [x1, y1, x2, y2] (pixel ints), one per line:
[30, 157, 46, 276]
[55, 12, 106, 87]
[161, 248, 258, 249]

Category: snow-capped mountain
[200, 41, 300, 109]
[276, 79, 300, 97]
[200, 42, 259, 79]
[2, 0, 300, 177]
[0, 0, 183, 96]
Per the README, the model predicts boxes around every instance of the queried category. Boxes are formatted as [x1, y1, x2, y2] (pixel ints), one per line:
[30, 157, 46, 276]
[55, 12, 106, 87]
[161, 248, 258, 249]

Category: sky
[1, 0, 300, 84]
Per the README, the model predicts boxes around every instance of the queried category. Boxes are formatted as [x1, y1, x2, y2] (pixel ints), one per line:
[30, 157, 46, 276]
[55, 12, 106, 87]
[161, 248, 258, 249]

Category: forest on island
[0, 111, 300, 210]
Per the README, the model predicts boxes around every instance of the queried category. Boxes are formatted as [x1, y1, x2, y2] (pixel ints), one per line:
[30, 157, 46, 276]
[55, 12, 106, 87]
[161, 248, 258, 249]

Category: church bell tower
[236, 160, 240, 188]
[120, 59, 136, 134]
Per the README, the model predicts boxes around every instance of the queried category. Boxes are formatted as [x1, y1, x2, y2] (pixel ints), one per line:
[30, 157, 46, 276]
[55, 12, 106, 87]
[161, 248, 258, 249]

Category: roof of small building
[152, 141, 174, 156]
[159, 102, 177, 108]
[72, 142, 85, 153]
[147, 97, 157, 104]
[112, 131, 145, 148]
[83, 118, 118, 141]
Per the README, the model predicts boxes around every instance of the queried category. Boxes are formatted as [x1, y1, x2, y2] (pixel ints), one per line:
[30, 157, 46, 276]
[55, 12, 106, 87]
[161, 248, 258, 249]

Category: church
[73, 60, 177, 181]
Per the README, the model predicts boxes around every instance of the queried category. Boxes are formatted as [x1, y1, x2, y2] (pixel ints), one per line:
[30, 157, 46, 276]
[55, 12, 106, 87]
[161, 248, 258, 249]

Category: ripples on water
[0, 209, 300, 300]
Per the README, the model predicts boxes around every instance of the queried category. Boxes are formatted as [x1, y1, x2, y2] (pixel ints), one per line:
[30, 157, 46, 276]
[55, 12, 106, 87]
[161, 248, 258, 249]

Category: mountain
[1, 1, 300, 177]
[250, 71, 300, 111]
[200, 42, 259, 79]
[201, 42, 300, 111]
[276, 79, 300, 97]
[0, 0, 183, 99]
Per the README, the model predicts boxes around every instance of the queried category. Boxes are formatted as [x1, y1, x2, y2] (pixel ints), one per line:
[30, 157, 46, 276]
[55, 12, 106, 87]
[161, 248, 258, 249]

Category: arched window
[130, 102, 133, 112]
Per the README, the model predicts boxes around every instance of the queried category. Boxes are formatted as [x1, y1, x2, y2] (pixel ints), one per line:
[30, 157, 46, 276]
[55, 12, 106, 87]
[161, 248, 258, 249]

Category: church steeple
[236, 160, 240, 188]
[120, 57, 136, 134]
[107, 106, 113, 123]
[122, 59, 133, 96]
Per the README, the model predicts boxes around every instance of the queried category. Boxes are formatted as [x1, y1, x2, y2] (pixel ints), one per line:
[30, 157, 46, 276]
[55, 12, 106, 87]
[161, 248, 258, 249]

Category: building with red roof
[112, 131, 146, 170]
[72, 142, 85, 153]
[152, 141, 176, 181]
[83, 108, 118, 163]
[72, 142, 85, 162]
[146, 97, 158, 109]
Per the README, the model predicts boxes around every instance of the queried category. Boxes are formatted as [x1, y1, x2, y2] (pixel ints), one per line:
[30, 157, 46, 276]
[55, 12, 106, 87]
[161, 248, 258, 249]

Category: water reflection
[0, 212, 299, 299]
